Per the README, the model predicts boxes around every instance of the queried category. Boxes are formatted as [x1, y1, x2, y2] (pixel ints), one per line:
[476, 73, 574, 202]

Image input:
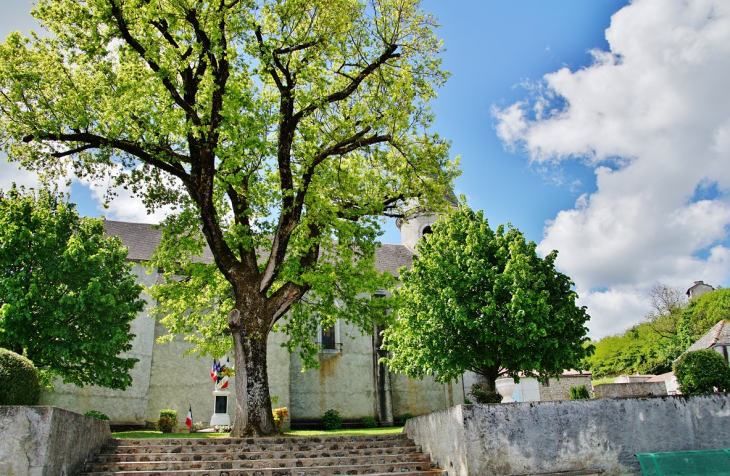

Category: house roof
[646, 371, 675, 383]
[104, 219, 413, 277]
[685, 320, 730, 353]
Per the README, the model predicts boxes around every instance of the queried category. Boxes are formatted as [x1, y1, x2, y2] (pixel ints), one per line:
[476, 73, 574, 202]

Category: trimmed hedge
[0, 348, 41, 405]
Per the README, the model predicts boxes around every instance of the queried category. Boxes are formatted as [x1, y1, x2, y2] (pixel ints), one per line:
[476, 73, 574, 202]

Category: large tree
[382, 205, 592, 392]
[0, 185, 145, 389]
[0, 0, 457, 435]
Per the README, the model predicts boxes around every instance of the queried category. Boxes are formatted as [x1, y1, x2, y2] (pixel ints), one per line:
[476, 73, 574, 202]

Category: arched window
[421, 225, 432, 237]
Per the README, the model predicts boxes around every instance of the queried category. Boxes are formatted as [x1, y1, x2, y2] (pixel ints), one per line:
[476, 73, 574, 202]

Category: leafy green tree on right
[382, 205, 593, 392]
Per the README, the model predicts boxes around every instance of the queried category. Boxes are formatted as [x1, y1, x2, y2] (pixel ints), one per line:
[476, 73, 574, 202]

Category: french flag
[185, 405, 192, 429]
[211, 359, 219, 380]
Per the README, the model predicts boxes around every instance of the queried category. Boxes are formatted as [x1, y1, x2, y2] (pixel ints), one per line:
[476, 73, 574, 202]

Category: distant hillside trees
[585, 284, 730, 377]
[677, 288, 730, 348]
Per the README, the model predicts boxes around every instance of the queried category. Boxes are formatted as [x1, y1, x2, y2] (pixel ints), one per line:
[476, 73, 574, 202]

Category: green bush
[0, 348, 41, 405]
[159, 409, 178, 427]
[470, 383, 503, 404]
[85, 410, 110, 420]
[321, 409, 342, 431]
[675, 349, 730, 394]
[157, 415, 175, 433]
[570, 385, 590, 400]
[400, 412, 414, 423]
[362, 417, 378, 428]
[157, 409, 178, 433]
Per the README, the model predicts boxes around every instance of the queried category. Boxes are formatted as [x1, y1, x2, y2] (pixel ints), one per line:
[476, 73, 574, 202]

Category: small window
[421, 226, 432, 237]
[321, 325, 336, 350]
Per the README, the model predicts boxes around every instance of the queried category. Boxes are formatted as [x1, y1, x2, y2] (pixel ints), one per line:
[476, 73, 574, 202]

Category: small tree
[674, 349, 730, 395]
[383, 205, 593, 392]
[0, 186, 145, 389]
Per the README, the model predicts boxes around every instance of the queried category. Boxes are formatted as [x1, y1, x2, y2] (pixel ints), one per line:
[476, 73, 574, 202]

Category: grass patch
[112, 427, 404, 439]
[284, 427, 404, 437]
[112, 431, 230, 439]
[592, 376, 617, 386]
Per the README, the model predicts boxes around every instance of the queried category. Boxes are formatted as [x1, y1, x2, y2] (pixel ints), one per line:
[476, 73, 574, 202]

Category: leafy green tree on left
[0, 185, 145, 389]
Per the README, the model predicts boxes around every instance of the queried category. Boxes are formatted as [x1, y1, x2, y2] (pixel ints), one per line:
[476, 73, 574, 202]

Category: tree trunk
[479, 365, 500, 393]
[230, 309, 278, 437]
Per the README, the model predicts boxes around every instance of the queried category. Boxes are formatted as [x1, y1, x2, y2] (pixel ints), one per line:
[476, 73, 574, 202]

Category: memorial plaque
[215, 395, 228, 414]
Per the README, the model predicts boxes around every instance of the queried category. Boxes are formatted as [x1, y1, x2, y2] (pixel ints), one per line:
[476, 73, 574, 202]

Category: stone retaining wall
[594, 382, 667, 398]
[404, 394, 730, 476]
[0, 406, 111, 476]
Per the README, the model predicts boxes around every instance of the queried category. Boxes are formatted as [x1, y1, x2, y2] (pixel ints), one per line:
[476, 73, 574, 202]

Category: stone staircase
[77, 433, 447, 476]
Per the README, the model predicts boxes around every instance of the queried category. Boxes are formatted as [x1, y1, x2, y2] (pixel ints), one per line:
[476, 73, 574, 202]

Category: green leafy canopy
[0, 185, 145, 389]
[382, 204, 592, 390]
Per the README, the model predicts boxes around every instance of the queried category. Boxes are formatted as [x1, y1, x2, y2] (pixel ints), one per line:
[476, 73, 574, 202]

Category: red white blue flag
[211, 359, 220, 380]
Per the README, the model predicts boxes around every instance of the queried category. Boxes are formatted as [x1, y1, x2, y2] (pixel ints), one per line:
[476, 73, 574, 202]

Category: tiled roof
[685, 320, 730, 353]
[104, 220, 412, 276]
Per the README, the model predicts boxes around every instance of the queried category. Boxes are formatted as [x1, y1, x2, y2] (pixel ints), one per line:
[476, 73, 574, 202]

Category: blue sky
[3, 0, 730, 338]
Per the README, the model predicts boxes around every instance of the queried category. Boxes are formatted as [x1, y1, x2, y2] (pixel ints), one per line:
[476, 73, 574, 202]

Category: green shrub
[85, 410, 110, 420]
[470, 383, 503, 404]
[159, 409, 178, 427]
[157, 409, 178, 433]
[157, 415, 175, 433]
[400, 412, 414, 423]
[320, 409, 342, 430]
[0, 348, 41, 405]
[362, 417, 378, 428]
[675, 349, 730, 394]
[570, 385, 590, 400]
[273, 407, 289, 428]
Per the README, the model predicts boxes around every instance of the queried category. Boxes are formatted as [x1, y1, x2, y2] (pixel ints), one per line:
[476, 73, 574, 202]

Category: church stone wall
[144, 319, 231, 428]
[391, 373, 464, 419]
[289, 322, 377, 421]
[39, 263, 158, 424]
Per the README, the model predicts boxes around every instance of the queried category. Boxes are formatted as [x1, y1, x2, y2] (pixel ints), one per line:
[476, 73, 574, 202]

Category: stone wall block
[0, 406, 111, 476]
[594, 382, 667, 398]
[404, 394, 730, 476]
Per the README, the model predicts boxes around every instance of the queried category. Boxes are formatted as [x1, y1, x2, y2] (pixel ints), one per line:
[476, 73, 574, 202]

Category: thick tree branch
[24, 131, 190, 181]
[293, 44, 400, 123]
[259, 130, 390, 293]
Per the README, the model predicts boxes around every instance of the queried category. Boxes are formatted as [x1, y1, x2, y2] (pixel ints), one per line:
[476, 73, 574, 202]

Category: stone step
[78, 460, 445, 475]
[84, 454, 436, 472]
[80, 472, 445, 476]
[93, 447, 426, 464]
[81, 434, 447, 476]
[108, 434, 410, 447]
[104, 439, 416, 455]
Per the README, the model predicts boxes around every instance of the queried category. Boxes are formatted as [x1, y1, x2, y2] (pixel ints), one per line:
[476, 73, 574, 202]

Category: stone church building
[39, 210, 465, 429]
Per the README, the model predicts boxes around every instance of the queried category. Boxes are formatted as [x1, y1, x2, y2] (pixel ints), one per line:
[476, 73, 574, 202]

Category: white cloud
[494, 0, 730, 337]
[0, 153, 71, 193]
[78, 165, 176, 224]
